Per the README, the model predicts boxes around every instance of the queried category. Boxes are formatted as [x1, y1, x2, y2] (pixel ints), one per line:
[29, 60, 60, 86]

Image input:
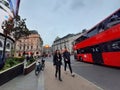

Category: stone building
[52, 33, 82, 54]
[15, 30, 43, 57]
[0, 0, 15, 58]
[42, 45, 52, 57]
[0, 33, 14, 58]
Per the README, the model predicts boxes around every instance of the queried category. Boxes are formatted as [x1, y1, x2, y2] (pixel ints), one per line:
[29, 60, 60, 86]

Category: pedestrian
[26, 54, 29, 62]
[41, 56, 45, 70]
[23, 56, 27, 68]
[63, 48, 74, 77]
[35, 59, 42, 75]
[53, 50, 62, 81]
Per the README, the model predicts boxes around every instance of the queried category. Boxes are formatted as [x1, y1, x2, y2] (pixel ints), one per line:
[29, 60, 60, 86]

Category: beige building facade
[52, 33, 82, 54]
[15, 31, 43, 57]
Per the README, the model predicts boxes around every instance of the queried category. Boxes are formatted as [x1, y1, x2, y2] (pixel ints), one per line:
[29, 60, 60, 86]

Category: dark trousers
[64, 62, 72, 74]
[55, 65, 61, 79]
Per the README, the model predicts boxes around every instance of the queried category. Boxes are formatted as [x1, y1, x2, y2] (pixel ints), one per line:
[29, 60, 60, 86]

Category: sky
[19, 0, 120, 46]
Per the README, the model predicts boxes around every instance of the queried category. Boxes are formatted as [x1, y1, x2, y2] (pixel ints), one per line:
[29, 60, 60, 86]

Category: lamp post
[0, 19, 14, 69]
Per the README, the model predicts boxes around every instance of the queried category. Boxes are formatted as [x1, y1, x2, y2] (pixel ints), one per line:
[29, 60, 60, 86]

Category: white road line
[37, 71, 44, 90]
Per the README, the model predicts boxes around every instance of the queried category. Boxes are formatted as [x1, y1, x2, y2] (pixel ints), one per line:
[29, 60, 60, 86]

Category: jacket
[53, 53, 62, 66]
[63, 51, 71, 63]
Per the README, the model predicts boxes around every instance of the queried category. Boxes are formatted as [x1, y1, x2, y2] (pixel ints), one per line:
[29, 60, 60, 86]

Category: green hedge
[26, 58, 35, 66]
[0, 57, 25, 71]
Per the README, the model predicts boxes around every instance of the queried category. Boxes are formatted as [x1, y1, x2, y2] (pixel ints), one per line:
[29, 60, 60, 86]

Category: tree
[12, 15, 30, 56]
[82, 29, 87, 33]
[0, 15, 30, 69]
[0, 17, 14, 69]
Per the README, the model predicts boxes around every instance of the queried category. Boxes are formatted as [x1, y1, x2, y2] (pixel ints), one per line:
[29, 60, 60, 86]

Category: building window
[0, 41, 2, 47]
[23, 44, 25, 50]
[31, 46, 33, 50]
[18, 53, 21, 56]
[36, 52, 39, 54]
[27, 46, 29, 50]
[19, 46, 21, 50]
[6, 43, 10, 49]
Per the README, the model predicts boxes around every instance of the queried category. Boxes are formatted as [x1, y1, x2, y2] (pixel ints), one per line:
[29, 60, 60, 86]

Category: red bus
[73, 8, 120, 67]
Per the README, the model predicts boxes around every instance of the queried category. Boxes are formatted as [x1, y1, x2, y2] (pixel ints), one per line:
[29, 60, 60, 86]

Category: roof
[54, 34, 75, 42]
[30, 30, 38, 34]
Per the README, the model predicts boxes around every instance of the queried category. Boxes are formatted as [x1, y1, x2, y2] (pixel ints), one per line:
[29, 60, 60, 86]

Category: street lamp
[0, 15, 28, 69]
[0, 19, 14, 69]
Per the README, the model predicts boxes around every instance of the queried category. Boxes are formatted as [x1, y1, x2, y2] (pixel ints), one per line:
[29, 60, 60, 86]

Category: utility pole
[0, 19, 14, 69]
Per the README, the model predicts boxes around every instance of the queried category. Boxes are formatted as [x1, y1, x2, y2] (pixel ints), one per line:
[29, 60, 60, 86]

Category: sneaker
[71, 73, 75, 77]
[59, 78, 62, 81]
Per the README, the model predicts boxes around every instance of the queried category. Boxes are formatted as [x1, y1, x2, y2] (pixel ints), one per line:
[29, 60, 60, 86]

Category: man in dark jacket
[53, 50, 62, 81]
[63, 49, 74, 77]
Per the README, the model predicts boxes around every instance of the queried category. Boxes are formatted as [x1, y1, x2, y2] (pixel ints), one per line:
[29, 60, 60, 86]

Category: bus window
[75, 35, 88, 44]
[97, 22, 107, 33]
[77, 49, 80, 54]
[87, 27, 98, 38]
[106, 14, 120, 28]
[111, 41, 120, 51]
[81, 35, 88, 40]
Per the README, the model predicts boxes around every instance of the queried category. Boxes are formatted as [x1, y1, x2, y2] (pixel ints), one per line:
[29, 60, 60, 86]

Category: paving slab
[0, 69, 44, 90]
[44, 62, 103, 90]
[0, 61, 103, 90]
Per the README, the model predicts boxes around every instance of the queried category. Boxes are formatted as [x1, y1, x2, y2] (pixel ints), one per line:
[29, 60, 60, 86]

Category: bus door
[91, 46, 104, 64]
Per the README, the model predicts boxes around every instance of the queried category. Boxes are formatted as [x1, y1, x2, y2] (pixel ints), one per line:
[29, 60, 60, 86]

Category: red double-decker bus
[73, 8, 120, 67]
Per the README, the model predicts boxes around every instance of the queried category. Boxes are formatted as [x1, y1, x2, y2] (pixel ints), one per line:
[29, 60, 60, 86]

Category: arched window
[6, 43, 10, 49]
[36, 52, 39, 54]
[0, 41, 2, 47]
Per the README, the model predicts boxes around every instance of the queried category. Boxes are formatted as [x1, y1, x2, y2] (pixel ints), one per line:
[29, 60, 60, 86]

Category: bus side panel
[75, 24, 120, 50]
[76, 54, 83, 61]
[102, 52, 120, 67]
[80, 54, 93, 63]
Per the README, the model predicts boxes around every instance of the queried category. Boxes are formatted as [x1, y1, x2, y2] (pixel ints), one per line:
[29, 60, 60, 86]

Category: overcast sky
[19, 0, 120, 46]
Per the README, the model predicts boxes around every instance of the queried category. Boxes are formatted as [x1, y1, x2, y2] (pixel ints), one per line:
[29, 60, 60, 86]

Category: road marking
[37, 71, 44, 90]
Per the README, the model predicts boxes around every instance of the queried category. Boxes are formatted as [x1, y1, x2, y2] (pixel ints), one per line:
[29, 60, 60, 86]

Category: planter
[24, 62, 36, 75]
[0, 63, 24, 86]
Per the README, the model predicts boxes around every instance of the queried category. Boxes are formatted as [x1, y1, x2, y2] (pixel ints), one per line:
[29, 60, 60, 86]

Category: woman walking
[53, 50, 62, 81]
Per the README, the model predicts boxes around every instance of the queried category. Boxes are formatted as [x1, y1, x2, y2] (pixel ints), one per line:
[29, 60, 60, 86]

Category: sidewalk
[0, 61, 103, 90]
[0, 68, 44, 90]
[44, 62, 103, 90]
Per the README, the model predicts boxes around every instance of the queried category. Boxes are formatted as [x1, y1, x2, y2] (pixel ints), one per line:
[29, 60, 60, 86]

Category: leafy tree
[82, 29, 87, 33]
[12, 15, 30, 56]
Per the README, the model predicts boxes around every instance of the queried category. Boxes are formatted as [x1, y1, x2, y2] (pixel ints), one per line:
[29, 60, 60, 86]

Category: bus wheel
[79, 56, 83, 61]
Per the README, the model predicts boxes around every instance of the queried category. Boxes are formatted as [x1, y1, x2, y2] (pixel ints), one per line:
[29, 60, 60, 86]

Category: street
[45, 55, 120, 90]
[0, 57, 101, 90]
[0, 1, 120, 90]
[1, 56, 120, 90]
